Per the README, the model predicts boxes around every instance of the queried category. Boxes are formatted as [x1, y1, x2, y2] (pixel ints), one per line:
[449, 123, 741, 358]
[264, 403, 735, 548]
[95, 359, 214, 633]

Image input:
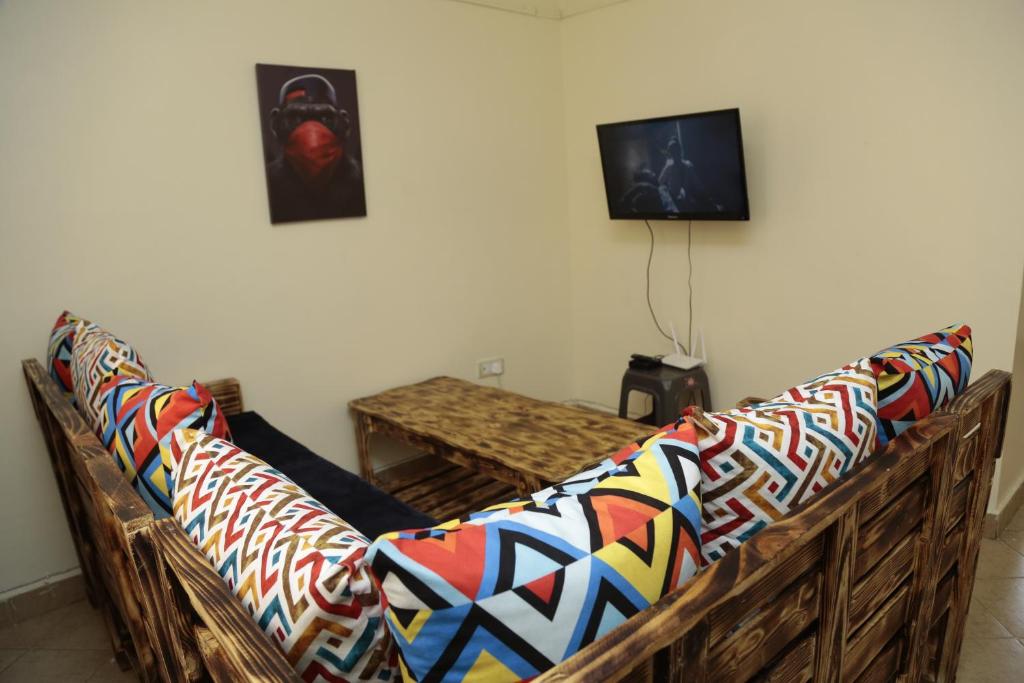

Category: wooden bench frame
[23, 357, 1011, 682]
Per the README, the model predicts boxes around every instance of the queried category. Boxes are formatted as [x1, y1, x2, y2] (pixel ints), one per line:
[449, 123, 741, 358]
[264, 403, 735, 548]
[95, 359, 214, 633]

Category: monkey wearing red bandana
[264, 74, 366, 223]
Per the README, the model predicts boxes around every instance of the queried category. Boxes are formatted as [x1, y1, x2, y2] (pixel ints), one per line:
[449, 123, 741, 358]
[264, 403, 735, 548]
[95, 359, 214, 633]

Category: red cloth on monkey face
[283, 120, 344, 188]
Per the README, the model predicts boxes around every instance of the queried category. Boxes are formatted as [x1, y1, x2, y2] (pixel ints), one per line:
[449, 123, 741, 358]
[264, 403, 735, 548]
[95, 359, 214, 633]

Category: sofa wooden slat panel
[706, 537, 822, 643]
[853, 477, 927, 579]
[844, 582, 910, 681]
[706, 568, 821, 682]
[946, 475, 971, 532]
[941, 519, 965, 576]
[934, 369, 1011, 682]
[854, 634, 902, 683]
[538, 370, 1011, 683]
[751, 631, 815, 682]
[849, 528, 916, 633]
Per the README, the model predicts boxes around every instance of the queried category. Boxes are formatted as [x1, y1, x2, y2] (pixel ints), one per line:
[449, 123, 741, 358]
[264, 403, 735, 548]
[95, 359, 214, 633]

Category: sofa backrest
[538, 369, 1012, 683]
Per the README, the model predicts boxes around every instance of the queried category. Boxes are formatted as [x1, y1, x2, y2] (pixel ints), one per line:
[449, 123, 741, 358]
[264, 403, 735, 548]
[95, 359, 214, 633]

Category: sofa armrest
[148, 518, 301, 682]
[202, 378, 244, 417]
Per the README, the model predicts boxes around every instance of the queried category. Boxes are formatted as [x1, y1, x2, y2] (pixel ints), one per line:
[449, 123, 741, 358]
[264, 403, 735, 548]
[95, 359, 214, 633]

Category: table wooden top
[349, 376, 652, 484]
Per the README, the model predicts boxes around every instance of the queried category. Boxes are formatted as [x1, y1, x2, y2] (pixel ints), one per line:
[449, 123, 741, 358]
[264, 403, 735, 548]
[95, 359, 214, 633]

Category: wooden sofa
[23, 357, 1011, 682]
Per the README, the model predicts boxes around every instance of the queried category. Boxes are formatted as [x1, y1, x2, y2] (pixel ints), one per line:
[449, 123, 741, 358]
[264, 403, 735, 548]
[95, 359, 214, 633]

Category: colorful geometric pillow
[46, 310, 85, 399]
[71, 321, 151, 426]
[171, 430, 396, 683]
[97, 377, 230, 517]
[693, 359, 878, 564]
[366, 423, 702, 682]
[869, 323, 973, 447]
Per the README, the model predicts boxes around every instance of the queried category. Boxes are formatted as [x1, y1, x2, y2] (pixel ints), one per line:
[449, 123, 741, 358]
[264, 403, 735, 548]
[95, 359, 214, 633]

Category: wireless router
[663, 322, 706, 370]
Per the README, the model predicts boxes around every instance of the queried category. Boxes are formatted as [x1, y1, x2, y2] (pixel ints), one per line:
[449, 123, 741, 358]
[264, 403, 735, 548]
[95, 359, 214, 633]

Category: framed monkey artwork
[255, 63, 367, 224]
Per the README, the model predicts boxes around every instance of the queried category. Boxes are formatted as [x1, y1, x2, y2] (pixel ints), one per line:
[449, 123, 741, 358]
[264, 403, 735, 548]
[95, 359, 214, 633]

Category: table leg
[354, 413, 376, 486]
[516, 474, 542, 498]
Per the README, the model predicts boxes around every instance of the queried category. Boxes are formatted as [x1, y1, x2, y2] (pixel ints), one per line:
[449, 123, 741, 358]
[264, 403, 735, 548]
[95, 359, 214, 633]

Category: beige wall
[3, 0, 1023, 594]
[560, 0, 1024, 507]
[997, 271, 1024, 510]
[0, 0, 572, 593]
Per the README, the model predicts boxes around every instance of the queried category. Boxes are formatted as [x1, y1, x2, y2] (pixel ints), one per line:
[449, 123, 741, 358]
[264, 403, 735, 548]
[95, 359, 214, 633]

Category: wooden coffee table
[349, 376, 651, 520]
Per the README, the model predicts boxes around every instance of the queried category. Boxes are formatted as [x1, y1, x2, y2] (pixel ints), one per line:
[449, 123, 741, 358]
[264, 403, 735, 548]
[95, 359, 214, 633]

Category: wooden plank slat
[375, 456, 459, 495]
[814, 510, 856, 682]
[707, 570, 821, 681]
[941, 519, 965, 578]
[850, 529, 916, 633]
[903, 431, 957, 683]
[932, 570, 955, 624]
[202, 377, 244, 417]
[945, 475, 971, 533]
[708, 537, 823, 643]
[855, 478, 927, 579]
[429, 480, 516, 521]
[752, 632, 816, 683]
[853, 635, 903, 683]
[951, 411, 980, 482]
[844, 584, 911, 681]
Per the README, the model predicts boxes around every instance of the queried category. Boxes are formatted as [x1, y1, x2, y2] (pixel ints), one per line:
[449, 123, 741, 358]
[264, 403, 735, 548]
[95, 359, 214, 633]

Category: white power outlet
[477, 357, 505, 378]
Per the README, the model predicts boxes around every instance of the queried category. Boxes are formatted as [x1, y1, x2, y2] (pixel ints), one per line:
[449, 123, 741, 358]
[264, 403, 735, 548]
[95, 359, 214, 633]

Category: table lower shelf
[375, 455, 518, 522]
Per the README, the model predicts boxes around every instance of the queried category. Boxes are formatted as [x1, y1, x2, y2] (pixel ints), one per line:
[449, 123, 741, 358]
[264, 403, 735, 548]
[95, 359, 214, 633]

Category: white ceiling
[444, 0, 631, 20]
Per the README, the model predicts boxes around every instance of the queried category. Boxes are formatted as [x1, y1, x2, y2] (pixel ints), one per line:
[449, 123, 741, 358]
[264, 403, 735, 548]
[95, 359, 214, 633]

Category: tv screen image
[596, 108, 749, 221]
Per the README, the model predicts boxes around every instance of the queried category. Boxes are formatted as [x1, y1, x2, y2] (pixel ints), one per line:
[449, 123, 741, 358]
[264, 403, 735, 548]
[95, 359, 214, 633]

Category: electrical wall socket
[478, 357, 505, 378]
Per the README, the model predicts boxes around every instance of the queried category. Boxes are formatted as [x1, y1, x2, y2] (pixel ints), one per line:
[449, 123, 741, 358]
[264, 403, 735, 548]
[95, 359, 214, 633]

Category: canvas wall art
[255, 63, 367, 224]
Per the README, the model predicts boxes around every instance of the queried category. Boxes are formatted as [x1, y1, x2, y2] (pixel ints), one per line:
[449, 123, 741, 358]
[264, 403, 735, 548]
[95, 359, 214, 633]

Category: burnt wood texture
[537, 370, 1012, 683]
[22, 359, 298, 682]
[25, 359, 1011, 683]
[349, 376, 653, 501]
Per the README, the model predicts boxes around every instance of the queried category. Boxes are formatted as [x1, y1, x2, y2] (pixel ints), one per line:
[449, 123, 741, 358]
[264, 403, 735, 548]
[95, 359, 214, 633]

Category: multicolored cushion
[869, 323, 973, 447]
[693, 359, 878, 564]
[46, 311, 85, 399]
[366, 422, 702, 682]
[71, 321, 151, 426]
[97, 378, 230, 517]
[171, 430, 396, 683]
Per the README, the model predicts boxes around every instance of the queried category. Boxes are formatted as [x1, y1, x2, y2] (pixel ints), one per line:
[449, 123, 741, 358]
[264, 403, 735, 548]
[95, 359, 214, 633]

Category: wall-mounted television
[596, 108, 749, 221]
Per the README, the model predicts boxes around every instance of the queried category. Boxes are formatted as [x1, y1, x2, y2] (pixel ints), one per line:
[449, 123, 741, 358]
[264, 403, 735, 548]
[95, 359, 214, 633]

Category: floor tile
[964, 599, 1013, 638]
[0, 608, 64, 649]
[1000, 529, 1024, 555]
[1006, 507, 1024, 532]
[0, 650, 24, 673]
[975, 538, 1024, 578]
[971, 578, 1024, 637]
[956, 637, 1024, 682]
[31, 600, 110, 650]
[86, 656, 137, 682]
[0, 648, 109, 682]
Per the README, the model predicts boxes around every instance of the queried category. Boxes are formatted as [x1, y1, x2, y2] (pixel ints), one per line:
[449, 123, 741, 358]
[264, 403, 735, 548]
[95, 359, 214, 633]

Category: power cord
[643, 219, 693, 355]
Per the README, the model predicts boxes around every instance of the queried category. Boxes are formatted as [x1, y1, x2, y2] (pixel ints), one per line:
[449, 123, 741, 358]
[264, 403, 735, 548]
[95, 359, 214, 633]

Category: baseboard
[0, 569, 85, 628]
[984, 475, 1024, 539]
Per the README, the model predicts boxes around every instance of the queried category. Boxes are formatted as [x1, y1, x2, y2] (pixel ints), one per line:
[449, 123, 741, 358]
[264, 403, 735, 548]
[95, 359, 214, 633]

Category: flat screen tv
[596, 108, 749, 221]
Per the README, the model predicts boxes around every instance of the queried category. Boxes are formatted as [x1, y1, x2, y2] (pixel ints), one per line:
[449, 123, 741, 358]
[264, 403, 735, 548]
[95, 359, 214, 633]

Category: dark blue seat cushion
[225, 411, 437, 539]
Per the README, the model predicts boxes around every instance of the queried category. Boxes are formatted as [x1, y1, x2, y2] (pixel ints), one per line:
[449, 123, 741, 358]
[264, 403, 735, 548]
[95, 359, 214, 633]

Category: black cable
[643, 219, 693, 355]
[644, 219, 677, 347]
[687, 219, 693, 356]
